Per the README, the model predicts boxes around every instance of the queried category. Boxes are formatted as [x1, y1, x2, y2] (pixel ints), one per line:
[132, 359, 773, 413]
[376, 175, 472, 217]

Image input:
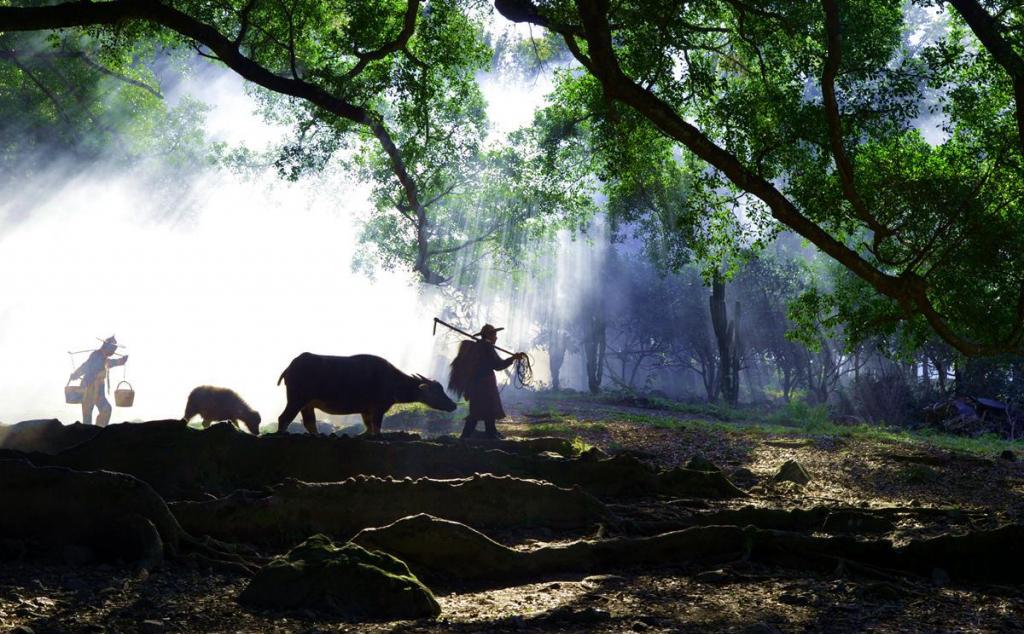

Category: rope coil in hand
[512, 353, 534, 389]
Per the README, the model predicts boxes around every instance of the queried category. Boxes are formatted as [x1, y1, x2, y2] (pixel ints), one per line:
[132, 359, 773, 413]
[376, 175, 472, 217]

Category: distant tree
[0, 31, 211, 184]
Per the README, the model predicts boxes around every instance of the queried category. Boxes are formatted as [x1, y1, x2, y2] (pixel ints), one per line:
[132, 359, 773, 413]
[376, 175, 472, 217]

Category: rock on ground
[238, 534, 440, 619]
[773, 460, 812, 485]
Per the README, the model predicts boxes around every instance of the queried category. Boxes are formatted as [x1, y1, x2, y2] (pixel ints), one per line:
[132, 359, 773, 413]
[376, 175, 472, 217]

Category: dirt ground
[2, 394, 1023, 633]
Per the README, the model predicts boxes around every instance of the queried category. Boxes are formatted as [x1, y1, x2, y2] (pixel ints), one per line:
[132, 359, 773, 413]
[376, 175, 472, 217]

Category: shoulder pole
[433, 317, 516, 356]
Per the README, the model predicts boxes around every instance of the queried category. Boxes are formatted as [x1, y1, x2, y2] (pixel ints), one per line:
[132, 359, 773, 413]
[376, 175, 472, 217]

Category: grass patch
[388, 402, 435, 415]
[763, 400, 832, 431]
[519, 415, 609, 437]
[614, 405, 1024, 457]
[586, 390, 750, 422]
[529, 390, 1024, 457]
[616, 413, 690, 431]
[570, 436, 594, 456]
[386, 401, 469, 427]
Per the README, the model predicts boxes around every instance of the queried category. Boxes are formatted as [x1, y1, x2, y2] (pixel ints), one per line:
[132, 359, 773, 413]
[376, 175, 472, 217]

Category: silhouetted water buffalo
[276, 353, 457, 435]
[183, 386, 261, 434]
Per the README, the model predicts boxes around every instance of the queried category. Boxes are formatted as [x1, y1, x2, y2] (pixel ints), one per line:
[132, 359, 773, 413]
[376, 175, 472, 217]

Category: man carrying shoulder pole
[441, 320, 526, 439]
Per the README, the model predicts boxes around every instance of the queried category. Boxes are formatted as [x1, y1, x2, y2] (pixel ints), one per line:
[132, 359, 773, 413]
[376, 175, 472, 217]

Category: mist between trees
[0, 1, 1022, 429]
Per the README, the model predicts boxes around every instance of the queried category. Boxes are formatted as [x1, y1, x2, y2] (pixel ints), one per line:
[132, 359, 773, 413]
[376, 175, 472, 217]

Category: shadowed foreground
[0, 414, 1022, 632]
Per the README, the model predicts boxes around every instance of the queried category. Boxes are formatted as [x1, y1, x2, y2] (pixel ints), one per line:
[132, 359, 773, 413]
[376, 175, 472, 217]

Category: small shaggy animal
[182, 386, 261, 434]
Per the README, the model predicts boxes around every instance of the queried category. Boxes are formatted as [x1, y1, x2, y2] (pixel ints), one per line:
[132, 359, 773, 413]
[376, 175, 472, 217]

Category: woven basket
[114, 381, 135, 407]
[64, 380, 84, 404]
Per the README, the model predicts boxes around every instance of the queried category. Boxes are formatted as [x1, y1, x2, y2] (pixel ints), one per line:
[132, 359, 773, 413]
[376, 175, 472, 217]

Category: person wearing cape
[69, 335, 128, 426]
[447, 324, 525, 439]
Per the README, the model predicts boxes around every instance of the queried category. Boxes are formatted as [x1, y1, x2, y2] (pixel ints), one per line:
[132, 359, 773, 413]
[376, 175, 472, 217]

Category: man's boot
[483, 419, 503, 440]
[460, 419, 478, 439]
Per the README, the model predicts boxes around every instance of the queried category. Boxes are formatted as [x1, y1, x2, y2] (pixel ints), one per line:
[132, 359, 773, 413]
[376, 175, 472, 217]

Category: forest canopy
[0, 0, 1022, 356]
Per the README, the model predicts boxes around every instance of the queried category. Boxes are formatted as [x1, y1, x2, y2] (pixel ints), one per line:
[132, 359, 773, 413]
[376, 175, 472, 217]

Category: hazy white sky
[0, 58, 558, 426]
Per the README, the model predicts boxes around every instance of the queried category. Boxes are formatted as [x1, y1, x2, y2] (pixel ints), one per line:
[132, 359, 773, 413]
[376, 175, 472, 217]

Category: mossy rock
[238, 534, 440, 620]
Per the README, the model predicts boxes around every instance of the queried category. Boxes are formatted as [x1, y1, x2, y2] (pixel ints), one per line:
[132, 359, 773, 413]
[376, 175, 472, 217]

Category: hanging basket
[64, 379, 85, 405]
[114, 381, 135, 407]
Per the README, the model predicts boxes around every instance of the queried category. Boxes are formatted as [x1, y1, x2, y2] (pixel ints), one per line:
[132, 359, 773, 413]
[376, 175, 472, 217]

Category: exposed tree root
[880, 452, 993, 468]
[352, 513, 1024, 587]
[170, 473, 613, 545]
[0, 458, 261, 573]
[0, 418, 102, 455]
[12, 421, 745, 500]
[693, 506, 895, 534]
[435, 436, 581, 457]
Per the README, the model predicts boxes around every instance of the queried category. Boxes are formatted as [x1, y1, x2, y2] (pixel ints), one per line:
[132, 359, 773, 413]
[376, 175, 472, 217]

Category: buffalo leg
[300, 407, 318, 435]
[484, 419, 503, 439]
[276, 401, 303, 433]
[460, 418, 479, 439]
[361, 409, 384, 436]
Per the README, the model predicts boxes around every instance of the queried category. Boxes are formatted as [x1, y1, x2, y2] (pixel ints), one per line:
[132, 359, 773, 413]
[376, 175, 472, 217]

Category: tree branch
[820, 0, 890, 239]
[427, 220, 502, 257]
[75, 52, 163, 98]
[946, 0, 1024, 158]
[0, 49, 163, 98]
[7, 52, 78, 135]
[342, 0, 421, 81]
[234, 0, 257, 45]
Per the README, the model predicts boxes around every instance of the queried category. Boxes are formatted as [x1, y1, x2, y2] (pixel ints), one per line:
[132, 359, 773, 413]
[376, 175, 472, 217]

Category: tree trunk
[548, 330, 565, 391]
[583, 313, 606, 394]
[710, 275, 741, 405]
[781, 366, 793, 403]
[701, 356, 719, 401]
